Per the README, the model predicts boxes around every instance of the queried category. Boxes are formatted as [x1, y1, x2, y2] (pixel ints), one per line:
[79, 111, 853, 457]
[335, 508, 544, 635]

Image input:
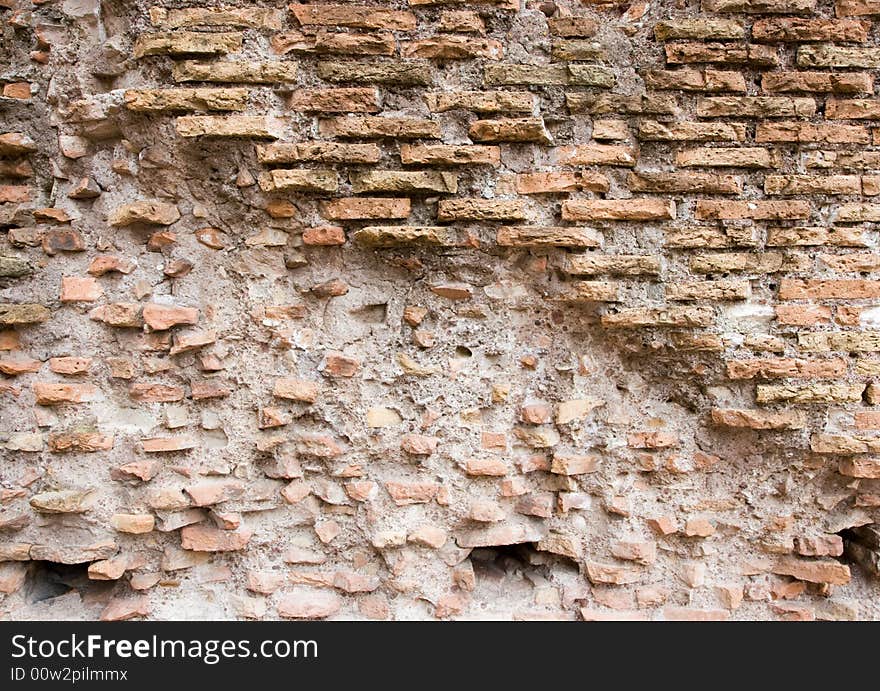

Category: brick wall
[1, 0, 878, 620]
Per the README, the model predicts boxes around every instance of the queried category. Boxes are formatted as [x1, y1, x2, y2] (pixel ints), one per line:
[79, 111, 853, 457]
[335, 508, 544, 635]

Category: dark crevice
[23, 561, 91, 604]
[839, 526, 880, 578]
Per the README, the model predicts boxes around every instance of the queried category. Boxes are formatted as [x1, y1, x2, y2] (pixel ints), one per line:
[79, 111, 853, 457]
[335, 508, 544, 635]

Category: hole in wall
[23, 561, 92, 604]
[839, 526, 880, 578]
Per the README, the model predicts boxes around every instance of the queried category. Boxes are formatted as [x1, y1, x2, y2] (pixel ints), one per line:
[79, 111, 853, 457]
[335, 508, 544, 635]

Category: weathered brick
[819, 253, 880, 272]
[258, 169, 338, 193]
[697, 96, 815, 117]
[496, 226, 602, 248]
[303, 226, 345, 246]
[665, 42, 778, 67]
[124, 88, 249, 112]
[837, 203, 880, 221]
[272, 377, 319, 403]
[586, 561, 640, 585]
[711, 408, 806, 429]
[257, 142, 379, 164]
[437, 199, 525, 222]
[781, 279, 880, 299]
[667, 279, 751, 300]
[727, 357, 847, 379]
[767, 225, 867, 246]
[818, 150, 880, 169]
[555, 282, 621, 303]
[695, 200, 810, 220]
[385, 480, 439, 506]
[320, 198, 410, 220]
[456, 523, 544, 549]
[176, 115, 284, 139]
[702, 0, 816, 11]
[133, 31, 242, 58]
[319, 116, 440, 139]
[403, 37, 503, 59]
[350, 171, 457, 194]
[638, 120, 746, 142]
[799, 331, 880, 351]
[129, 383, 184, 402]
[287, 88, 379, 113]
[354, 226, 457, 247]
[629, 431, 679, 448]
[812, 432, 880, 453]
[400, 144, 500, 166]
[109, 200, 180, 226]
[761, 71, 872, 94]
[469, 118, 552, 144]
[839, 458, 880, 478]
[601, 306, 714, 328]
[827, 98, 880, 119]
[690, 252, 783, 274]
[60, 276, 103, 302]
[515, 171, 609, 194]
[551, 453, 599, 475]
[837, 0, 880, 14]
[756, 121, 870, 143]
[756, 383, 864, 403]
[592, 120, 629, 140]
[565, 254, 660, 276]
[151, 6, 283, 29]
[33, 382, 99, 405]
[173, 61, 298, 83]
[549, 16, 599, 37]
[653, 18, 745, 40]
[0, 186, 30, 203]
[562, 199, 675, 221]
[555, 144, 637, 166]
[142, 302, 199, 331]
[0, 133, 37, 156]
[484, 63, 615, 87]
[49, 432, 113, 452]
[643, 69, 746, 92]
[676, 147, 777, 168]
[439, 10, 485, 34]
[309, 32, 397, 56]
[753, 18, 868, 41]
[772, 558, 850, 585]
[316, 61, 432, 86]
[182, 525, 253, 552]
[550, 40, 606, 62]
[142, 436, 197, 452]
[764, 174, 861, 194]
[424, 91, 536, 113]
[290, 4, 416, 30]
[798, 45, 880, 68]
[776, 304, 832, 324]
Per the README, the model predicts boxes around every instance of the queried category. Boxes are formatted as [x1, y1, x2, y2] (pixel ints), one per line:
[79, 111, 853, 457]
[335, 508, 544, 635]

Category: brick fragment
[711, 408, 806, 429]
[562, 199, 675, 221]
[173, 61, 297, 83]
[290, 4, 416, 30]
[133, 31, 242, 58]
[287, 88, 379, 113]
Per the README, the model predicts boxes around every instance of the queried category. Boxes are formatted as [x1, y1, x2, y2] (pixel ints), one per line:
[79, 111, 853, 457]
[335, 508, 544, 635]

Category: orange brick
[302, 226, 345, 246]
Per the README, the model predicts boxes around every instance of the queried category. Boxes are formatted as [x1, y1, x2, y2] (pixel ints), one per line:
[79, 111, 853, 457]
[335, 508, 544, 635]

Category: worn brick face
[2, 0, 878, 624]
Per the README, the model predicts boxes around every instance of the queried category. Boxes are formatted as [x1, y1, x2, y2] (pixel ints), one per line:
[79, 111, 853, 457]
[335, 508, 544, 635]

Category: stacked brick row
[1, 0, 880, 620]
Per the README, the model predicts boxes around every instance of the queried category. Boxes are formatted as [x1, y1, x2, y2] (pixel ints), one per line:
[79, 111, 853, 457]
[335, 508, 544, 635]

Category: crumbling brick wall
[1, 0, 879, 620]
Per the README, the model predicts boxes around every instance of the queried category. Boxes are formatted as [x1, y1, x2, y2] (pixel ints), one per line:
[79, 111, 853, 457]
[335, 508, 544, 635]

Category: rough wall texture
[3, 0, 880, 621]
